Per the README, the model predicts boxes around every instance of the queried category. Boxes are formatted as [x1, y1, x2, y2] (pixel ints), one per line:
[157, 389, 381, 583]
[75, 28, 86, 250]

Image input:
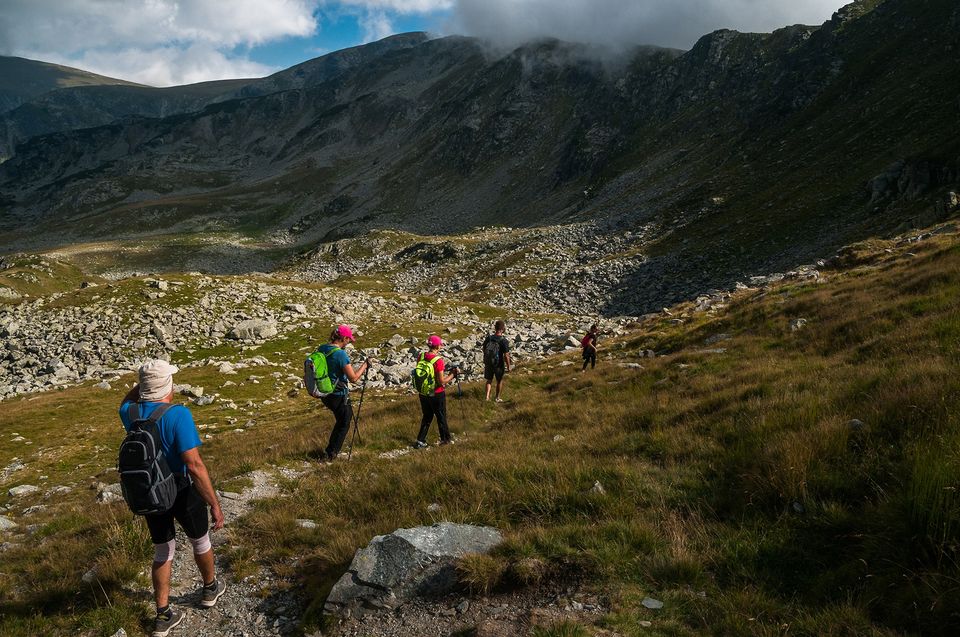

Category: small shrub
[457, 553, 507, 595]
[508, 557, 548, 586]
[532, 620, 590, 637]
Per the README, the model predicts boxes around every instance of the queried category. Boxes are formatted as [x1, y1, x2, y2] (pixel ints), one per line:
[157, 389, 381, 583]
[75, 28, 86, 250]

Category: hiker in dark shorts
[483, 319, 512, 402]
[119, 360, 226, 637]
[581, 324, 599, 371]
[414, 335, 459, 448]
[315, 324, 372, 462]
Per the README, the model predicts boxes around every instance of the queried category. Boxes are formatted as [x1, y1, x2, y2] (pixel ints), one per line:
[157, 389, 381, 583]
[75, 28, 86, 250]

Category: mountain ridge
[0, 0, 957, 315]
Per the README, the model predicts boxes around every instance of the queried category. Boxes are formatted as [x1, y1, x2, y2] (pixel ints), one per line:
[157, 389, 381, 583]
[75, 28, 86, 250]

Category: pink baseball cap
[427, 335, 443, 348]
[336, 324, 355, 342]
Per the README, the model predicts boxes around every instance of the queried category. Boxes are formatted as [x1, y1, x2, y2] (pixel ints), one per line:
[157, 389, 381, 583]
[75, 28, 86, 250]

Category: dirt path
[157, 468, 305, 637]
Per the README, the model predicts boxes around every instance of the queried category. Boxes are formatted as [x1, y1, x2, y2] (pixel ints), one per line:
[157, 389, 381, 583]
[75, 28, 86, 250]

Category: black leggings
[418, 393, 450, 443]
[321, 393, 353, 458]
[582, 350, 597, 370]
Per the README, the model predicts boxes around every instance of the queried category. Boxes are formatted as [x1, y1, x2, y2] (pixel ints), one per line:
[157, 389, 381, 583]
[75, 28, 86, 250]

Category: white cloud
[33, 44, 275, 87]
[0, 0, 318, 85]
[0, 0, 319, 52]
[358, 11, 397, 43]
[337, 0, 453, 13]
[449, 0, 844, 51]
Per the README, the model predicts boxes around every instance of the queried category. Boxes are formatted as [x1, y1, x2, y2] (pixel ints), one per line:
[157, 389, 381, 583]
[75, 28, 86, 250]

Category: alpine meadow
[0, 1, 959, 636]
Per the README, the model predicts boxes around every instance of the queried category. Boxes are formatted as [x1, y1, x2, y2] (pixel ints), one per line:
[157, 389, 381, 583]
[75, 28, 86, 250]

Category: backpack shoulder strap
[324, 346, 340, 359]
[127, 401, 141, 426]
[145, 402, 175, 425]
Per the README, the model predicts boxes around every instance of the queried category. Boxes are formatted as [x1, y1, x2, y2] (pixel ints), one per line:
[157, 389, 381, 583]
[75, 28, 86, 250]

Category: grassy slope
[0, 56, 142, 105]
[1, 220, 959, 636]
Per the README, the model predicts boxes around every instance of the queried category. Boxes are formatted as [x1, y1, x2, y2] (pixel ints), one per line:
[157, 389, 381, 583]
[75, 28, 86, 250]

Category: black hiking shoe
[439, 439, 454, 446]
[413, 440, 428, 449]
[153, 606, 184, 637]
[200, 579, 226, 608]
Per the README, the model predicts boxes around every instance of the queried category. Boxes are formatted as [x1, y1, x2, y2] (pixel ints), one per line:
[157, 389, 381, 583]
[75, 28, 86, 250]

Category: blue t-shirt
[119, 401, 202, 476]
[318, 344, 352, 396]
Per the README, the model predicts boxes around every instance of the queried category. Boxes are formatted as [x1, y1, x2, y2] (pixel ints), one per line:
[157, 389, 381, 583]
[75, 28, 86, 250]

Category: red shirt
[581, 333, 597, 348]
[423, 351, 445, 394]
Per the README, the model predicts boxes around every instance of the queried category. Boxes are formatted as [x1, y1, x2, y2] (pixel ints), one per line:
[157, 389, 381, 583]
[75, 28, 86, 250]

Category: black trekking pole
[454, 368, 466, 423]
[347, 363, 371, 460]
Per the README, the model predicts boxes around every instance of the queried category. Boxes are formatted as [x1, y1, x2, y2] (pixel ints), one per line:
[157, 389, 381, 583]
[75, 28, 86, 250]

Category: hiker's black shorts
[484, 364, 505, 382]
[144, 481, 209, 544]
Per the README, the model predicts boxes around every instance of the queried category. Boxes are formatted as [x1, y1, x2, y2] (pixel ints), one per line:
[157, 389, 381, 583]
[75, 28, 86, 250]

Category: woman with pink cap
[414, 335, 459, 448]
[315, 324, 372, 461]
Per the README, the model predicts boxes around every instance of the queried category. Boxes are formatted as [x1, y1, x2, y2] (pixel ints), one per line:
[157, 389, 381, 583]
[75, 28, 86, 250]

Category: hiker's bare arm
[344, 357, 372, 383]
[182, 448, 224, 531]
[121, 384, 140, 406]
[505, 352, 512, 371]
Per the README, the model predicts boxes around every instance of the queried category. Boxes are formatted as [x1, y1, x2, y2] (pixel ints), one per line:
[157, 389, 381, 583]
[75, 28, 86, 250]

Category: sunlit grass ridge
[1, 221, 959, 635]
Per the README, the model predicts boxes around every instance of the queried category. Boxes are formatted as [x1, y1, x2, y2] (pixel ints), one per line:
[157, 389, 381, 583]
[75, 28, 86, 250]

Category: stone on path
[325, 522, 503, 615]
[0, 515, 17, 531]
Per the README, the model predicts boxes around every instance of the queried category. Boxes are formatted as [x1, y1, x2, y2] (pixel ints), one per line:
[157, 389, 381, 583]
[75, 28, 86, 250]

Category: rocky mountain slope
[0, 34, 430, 162]
[0, 56, 141, 117]
[1, 0, 958, 316]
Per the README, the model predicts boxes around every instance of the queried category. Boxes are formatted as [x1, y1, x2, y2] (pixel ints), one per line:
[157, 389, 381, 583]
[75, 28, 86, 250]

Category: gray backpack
[118, 403, 178, 515]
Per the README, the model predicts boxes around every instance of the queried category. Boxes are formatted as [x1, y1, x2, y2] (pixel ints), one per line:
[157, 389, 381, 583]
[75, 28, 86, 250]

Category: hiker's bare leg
[495, 379, 504, 400]
[153, 560, 172, 608]
[194, 547, 216, 585]
[485, 381, 492, 401]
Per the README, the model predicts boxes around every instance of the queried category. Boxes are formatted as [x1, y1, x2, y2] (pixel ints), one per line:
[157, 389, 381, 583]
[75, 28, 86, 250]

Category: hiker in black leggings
[414, 335, 459, 448]
[581, 324, 599, 371]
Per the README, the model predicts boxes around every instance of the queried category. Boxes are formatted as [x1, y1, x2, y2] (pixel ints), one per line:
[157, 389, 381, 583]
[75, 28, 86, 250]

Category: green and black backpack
[305, 346, 340, 398]
[412, 353, 441, 396]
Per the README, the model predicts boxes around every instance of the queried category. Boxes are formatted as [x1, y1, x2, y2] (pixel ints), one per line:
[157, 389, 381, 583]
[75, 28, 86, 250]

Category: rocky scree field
[1, 0, 958, 317]
[0, 216, 959, 636]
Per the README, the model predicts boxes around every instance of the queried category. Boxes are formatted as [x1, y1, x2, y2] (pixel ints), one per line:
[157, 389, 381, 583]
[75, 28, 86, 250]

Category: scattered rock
[0, 515, 17, 531]
[427, 503, 442, 514]
[228, 319, 278, 341]
[325, 522, 503, 615]
[790, 318, 808, 332]
[642, 597, 663, 610]
[285, 303, 307, 314]
[296, 519, 318, 529]
[589, 481, 606, 495]
[8, 484, 40, 497]
[194, 395, 216, 406]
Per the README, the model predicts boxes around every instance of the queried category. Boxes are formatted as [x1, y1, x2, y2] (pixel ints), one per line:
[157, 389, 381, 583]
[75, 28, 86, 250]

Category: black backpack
[118, 403, 178, 516]
[483, 336, 502, 367]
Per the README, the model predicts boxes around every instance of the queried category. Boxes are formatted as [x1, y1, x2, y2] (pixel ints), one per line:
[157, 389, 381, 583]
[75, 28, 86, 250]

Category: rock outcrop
[325, 523, 503, 616]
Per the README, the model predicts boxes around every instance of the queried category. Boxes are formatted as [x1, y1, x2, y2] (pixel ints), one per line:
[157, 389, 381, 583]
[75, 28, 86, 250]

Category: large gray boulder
[227, 319, 278, 341]
[325, 522, 502, 616]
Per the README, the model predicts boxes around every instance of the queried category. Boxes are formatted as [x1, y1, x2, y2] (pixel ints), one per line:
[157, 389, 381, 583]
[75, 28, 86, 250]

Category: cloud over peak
[449, 0, 843, 52]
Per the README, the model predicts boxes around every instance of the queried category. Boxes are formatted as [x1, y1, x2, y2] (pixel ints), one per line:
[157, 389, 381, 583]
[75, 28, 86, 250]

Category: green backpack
[305, 346, 340, 398]
[412, 353, 441, 396]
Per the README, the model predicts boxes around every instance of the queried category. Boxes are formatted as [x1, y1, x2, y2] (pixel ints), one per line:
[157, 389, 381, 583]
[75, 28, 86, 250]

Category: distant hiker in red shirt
[581, 324, 599, 371]
[412, 335, 459, 448]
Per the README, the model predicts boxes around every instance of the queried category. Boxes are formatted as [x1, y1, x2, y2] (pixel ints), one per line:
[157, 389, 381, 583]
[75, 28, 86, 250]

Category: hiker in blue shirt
[118, 359, 226, 637]
[315, 324, 372, 462]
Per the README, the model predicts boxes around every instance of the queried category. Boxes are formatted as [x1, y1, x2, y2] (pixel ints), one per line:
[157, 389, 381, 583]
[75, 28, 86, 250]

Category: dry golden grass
[2, 222, 960, 635]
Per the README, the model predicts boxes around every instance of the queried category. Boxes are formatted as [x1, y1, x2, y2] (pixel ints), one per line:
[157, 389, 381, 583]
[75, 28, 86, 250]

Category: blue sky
[0, 0, 841, 86]
[246, 8, 449, 70]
